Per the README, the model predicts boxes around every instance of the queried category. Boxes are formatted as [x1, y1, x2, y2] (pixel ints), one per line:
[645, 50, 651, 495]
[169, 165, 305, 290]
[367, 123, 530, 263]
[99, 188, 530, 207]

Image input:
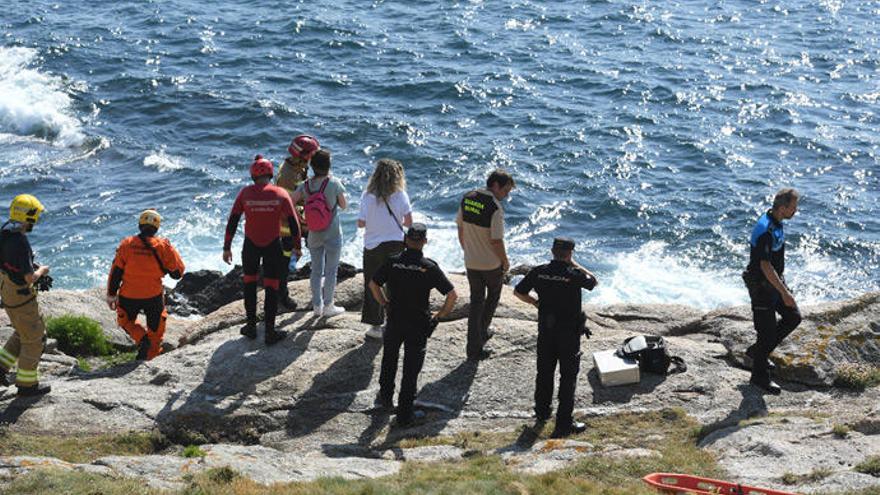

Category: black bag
[617, 335, 686, 375]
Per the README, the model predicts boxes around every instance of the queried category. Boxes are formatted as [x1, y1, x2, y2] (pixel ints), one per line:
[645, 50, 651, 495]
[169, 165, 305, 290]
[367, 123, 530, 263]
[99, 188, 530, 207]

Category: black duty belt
[0, 294, 36, 309]
[0, 277, 36, 309]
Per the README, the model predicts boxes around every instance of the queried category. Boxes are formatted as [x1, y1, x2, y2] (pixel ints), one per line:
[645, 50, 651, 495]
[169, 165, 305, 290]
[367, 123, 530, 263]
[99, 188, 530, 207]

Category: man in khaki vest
[0, 194, 52, 397]
[456, 169, 514, 361]
[274, 134, 317, 309]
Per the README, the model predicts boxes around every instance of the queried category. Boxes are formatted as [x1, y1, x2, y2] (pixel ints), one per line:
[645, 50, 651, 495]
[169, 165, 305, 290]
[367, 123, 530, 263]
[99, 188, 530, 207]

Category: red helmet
[288, 135, 320, 161]
[250, 155, 274, 178]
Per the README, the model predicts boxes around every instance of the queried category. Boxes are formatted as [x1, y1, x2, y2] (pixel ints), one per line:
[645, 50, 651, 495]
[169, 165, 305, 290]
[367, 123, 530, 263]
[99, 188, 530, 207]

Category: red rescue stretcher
[643, 473, 800, 495]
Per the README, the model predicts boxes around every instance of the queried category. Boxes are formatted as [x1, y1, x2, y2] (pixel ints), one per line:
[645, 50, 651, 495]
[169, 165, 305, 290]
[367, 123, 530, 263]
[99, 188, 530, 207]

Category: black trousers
[379, 315, 428, 417]
[279, 255, 291, 300]
[745, 279, 802, 381]
[535, 330, 581, 427]
[242, 238, 283, 332]
[117, 295, 164, 332]
[466, 266, 503, 358]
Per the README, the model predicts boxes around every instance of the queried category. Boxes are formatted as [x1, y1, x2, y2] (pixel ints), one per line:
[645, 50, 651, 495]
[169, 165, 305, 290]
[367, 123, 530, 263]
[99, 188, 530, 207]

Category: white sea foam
[334, 216, 749, 310]
[0, 47, 85, 147]
[587, 241, 748, 309]
[143, 150, 185, 172]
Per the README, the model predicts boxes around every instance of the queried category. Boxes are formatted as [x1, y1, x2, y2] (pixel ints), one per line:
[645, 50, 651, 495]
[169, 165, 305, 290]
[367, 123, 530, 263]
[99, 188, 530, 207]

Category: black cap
[552, 237, 575, 251]
[406, 223, 428, 241]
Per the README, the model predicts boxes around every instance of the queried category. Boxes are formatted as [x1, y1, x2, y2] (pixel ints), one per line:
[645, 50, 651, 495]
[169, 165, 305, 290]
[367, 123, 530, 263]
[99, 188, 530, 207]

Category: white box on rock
[593, 349, 640, 387]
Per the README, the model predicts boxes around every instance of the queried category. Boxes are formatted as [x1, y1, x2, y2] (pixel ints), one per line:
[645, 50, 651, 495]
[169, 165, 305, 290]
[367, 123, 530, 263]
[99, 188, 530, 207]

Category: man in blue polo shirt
[742, 188, 802, 395]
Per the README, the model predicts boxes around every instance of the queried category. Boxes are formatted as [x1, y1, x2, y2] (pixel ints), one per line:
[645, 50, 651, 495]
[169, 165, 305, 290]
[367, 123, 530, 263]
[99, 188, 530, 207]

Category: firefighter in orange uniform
[106, 210, 185, 360]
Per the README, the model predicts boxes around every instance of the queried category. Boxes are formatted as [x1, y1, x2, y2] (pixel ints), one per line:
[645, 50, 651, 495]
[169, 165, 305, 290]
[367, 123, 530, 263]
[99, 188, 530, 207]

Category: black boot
[467, 348, 493, 362]
[744, 346, 776, 371]
[534, 409, 552, 422]
[17, 383, 51, 397]
[0, 367, 10, 387]
[265, 329, 288, 346]
[280, 292, 298, 310]
[749, 376, 782, 395]
[240, 321, 257, 339]
[136, 337, 150, 361]
[395, 409, 426, 426]
[551, 421, 587, 438]
[374, 391, 394, 411]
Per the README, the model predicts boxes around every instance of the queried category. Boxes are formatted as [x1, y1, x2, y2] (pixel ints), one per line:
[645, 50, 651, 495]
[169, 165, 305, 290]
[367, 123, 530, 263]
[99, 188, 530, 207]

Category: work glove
[281, 236, 295, 252]
[582, 324, 592, 339]
[585, 275, 597, 291]
[35, 275, 53, 292]
[578, 311, 591, 339]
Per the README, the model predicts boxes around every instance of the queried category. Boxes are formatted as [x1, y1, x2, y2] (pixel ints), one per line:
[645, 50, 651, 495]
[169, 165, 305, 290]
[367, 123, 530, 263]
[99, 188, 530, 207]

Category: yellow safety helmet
[9, 194, 44, 224]
[138, 209, 162, 230]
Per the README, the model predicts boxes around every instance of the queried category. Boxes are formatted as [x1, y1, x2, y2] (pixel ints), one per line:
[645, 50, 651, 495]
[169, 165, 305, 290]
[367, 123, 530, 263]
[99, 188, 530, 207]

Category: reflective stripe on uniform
[0, 347, 16, 368]
[15, 368, 38, 385]
[280, 225, 292, 257]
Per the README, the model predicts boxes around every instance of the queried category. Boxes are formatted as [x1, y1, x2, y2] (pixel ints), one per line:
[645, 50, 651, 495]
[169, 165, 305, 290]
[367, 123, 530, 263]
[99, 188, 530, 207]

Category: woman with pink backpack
[291, 149, 348, 317]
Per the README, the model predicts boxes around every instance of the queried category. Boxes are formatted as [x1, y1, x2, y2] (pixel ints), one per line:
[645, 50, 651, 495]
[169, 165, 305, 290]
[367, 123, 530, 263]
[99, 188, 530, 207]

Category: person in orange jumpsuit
[106, 210, 185, 360]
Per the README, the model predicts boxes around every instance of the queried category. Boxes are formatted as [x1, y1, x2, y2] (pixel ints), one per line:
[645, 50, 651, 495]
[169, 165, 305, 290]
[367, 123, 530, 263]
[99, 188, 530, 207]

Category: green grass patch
[46, 314, 113, 356]
[12, 408, 860, 494]
[832, 423, 850, 438]
[77, 351, 137, 372]
[76, 356, 92, 371]
[203, 466, 240, 484]
[0, 469, 155, 495]
[396, 408, 695, 454]
[855, 455, 880, 477]
[100, 351, 138, 368]
[182, 445, 207, 458]
[829, 488, 880, 495]
[0, 408, 720, 495]
[781, 467, 834, 485]
[834, 363, 880, 390]
[0, 429, 167, 464]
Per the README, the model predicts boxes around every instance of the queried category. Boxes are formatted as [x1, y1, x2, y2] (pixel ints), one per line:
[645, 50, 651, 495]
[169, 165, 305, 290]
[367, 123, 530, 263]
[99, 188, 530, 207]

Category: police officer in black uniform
[369, 223, 458, 426]
[514, 237, 598, 438]
[742, 188, 802, 395]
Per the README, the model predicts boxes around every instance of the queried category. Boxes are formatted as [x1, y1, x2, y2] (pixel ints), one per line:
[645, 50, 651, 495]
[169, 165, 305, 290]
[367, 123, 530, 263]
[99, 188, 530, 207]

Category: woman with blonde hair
[357, 158, 413, 340]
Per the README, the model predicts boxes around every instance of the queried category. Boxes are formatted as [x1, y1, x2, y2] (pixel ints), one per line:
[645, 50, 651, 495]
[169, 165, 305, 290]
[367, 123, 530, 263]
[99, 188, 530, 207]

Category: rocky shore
[0, 272, 878, 493]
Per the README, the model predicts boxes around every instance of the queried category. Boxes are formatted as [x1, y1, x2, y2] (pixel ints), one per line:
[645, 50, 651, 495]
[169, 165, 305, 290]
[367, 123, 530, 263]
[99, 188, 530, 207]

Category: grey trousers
[361, 240, 405, 325]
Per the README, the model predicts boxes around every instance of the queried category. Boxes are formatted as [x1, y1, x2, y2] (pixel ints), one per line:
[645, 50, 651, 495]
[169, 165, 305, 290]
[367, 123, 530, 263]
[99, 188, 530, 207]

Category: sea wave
[0, 46, 85, 147]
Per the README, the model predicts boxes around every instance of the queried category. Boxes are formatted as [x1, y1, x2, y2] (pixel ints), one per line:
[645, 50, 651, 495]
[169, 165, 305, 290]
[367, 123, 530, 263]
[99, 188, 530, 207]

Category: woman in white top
[357, 158, 412, 339]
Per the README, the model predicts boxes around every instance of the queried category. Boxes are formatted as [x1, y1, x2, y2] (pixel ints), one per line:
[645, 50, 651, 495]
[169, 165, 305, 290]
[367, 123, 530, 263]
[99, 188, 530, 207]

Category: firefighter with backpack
[0, 194, 53, 396]
[106, 209, 185, 360]
[290, 149, 348, 317]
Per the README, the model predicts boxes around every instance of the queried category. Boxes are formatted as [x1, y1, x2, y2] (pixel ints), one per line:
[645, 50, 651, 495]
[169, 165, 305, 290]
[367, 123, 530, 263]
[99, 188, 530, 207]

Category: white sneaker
[312, 306, 324, 318]
[323, 305, 345, 317]
[365, 325, 384, 340]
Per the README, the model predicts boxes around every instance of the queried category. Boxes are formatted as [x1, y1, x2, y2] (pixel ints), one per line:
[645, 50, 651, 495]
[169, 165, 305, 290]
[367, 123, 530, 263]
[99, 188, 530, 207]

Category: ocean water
[0, 0, 877, 309]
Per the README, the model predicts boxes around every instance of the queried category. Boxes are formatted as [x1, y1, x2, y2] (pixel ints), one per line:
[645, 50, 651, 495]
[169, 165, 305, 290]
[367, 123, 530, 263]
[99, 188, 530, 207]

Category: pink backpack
[304, 178, 333, 231]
